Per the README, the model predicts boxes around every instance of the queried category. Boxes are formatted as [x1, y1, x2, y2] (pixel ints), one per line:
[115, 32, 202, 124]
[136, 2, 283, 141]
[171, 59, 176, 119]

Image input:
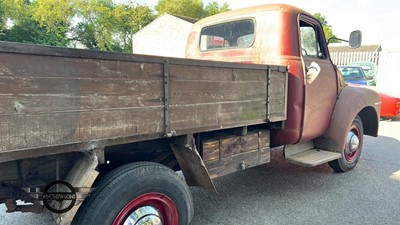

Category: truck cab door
[299, 15, 338, 142]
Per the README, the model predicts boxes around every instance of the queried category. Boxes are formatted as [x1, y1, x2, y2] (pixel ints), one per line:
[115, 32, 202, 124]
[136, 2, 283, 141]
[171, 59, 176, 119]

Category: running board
[286, 149, 341, 167]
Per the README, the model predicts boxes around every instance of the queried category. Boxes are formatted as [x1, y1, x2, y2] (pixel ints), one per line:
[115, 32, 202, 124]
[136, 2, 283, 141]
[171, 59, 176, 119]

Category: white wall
[132, 14, 193, 58]
[377, 40, 400, 96]
[377, 51, 400, 96]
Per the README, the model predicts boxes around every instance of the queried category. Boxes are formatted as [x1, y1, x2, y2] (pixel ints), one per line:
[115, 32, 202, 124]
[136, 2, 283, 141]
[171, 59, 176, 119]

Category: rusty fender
[314, 86, 380, 152]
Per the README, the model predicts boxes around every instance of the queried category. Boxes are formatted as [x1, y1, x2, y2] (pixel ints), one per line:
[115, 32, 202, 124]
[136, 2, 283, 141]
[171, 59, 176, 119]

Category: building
[131, 14, 196, 58]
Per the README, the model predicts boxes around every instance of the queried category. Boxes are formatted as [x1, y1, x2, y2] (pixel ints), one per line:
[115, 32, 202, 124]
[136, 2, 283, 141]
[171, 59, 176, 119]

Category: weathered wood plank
[0, 77, 163, 96]
[0, 107, 163, 151]
[220, 133, 262, 157]
[0, 54, 163, 79]
[0, 95, 163, 114]
[268, 69, 287, 122]
[202, 131, 269, 160]
[170, 100, 267, 131]
[169, 64, 268, 82]
[202, 130, 270, 179]
[170, 80, 266, 104]
[202, 140, 220, 162]
[206, 149, 270, 179]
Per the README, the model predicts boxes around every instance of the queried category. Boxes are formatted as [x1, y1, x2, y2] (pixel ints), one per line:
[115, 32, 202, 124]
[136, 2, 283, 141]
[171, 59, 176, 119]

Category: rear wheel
[73, 162, 193, 225]
[329, 115, 364, 172]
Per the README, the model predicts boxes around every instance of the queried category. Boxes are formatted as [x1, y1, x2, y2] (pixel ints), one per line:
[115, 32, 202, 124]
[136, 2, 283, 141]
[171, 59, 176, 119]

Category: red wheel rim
[345, 124, 361, 162]
[112, 192, 179, 225]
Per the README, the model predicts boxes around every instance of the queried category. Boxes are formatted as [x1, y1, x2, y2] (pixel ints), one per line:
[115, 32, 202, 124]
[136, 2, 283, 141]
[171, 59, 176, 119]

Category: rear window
[338, 67, 366, 80]
[200, 19, 255, 51]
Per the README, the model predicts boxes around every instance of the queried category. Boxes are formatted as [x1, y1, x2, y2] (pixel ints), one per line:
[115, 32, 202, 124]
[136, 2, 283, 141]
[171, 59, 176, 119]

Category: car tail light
[396, 100, 400, 109]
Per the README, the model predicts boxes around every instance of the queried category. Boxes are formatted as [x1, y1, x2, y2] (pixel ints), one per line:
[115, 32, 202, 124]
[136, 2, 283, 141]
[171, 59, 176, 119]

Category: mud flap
[170, 135, 216, 192]
[54, 151, 99, 225]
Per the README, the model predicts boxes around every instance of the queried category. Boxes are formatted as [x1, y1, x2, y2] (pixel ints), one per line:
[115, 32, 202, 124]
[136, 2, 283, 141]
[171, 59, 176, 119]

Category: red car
[347, 84, 399, 118]
[379, 91, 400, 118]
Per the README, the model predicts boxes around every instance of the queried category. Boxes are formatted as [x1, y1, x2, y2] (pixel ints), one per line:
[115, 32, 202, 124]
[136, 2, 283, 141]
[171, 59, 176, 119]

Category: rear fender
[314, 86, 380, 152]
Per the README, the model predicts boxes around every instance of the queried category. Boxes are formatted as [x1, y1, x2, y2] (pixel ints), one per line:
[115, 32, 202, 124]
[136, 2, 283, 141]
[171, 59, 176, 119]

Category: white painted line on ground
[389, 170, 400, 181]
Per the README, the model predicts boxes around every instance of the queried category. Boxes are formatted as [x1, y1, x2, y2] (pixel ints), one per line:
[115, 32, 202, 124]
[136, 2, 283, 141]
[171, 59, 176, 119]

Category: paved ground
[190, 118, 400, 225]
[1, 118, 399, 225]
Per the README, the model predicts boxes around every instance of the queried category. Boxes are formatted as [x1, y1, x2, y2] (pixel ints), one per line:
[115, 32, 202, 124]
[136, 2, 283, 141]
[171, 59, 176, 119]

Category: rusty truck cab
[186, 4, 380, 150]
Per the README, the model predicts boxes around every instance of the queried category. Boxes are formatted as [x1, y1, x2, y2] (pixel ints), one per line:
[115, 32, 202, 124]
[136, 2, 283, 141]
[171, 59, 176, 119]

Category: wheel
[329, 115, 364, 172]
[72, 162, 193, 225]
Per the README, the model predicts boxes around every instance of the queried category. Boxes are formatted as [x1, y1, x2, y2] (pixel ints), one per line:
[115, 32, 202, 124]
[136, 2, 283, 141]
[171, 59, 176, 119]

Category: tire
[72, 162, 193, 225]
[329, 115, 364, 172]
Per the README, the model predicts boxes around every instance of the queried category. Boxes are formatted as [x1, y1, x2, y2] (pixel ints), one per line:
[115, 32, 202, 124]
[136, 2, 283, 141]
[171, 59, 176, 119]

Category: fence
[330, 51, 380, 66]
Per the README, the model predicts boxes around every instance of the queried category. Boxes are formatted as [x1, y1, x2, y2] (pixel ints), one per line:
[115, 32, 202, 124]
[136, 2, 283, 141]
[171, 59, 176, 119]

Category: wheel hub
[124, 206, 162, 225]
[113, 192, 178, 225]
[345, 131, 359, 155]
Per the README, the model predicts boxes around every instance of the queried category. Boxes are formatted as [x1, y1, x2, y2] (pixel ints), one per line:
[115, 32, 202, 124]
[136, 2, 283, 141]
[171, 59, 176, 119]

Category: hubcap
[124, 206, 162, 225]
[346, 131, 359, 154]
[112, 193, 178, 225]
[344, 127, 361, 161]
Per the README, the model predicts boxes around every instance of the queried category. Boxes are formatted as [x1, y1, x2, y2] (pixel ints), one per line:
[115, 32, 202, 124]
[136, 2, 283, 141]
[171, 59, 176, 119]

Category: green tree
[1, 0, 30, 20]
[0, 0, 226, 52]
[0, 0, 69, 46]
[156, 0, 203, 18]
[72, 0, 154, 52]
[113, 4, 155, 52]
[72, 0, 116, 50]
[1, 19, 69, 46]
[31, 0, 74, 35]
[0, 0, 154, 51]
[155, 0, 229, 19]
[314, 13, 339, 43]
[0, 5, 5, 33]
[202, 1, 229, 18]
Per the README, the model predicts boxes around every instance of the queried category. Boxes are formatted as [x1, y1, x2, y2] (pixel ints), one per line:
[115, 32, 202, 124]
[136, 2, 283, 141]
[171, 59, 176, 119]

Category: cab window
[299, 20, 326, 59]
[200, 19, 255, 51]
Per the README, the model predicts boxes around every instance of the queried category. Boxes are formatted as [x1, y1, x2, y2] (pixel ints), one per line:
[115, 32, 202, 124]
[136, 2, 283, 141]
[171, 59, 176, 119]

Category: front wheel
[73, 162, 193, 225]
[329, 115, 364, 172]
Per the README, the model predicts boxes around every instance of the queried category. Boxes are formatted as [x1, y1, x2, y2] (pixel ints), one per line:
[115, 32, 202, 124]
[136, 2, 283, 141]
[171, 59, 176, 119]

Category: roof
[328, 44, 382, 52]
[194, 4, 311, 26]
[172, 14, 198, 24]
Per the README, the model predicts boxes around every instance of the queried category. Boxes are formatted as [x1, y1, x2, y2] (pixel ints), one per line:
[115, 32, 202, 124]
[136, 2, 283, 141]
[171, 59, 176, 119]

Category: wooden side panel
[0, 52, 164, 153]
[0, 43, 287, 161]
[169, 64, 269, 133]
[268, 69, 288, 122]
[202, 130, 270, 179]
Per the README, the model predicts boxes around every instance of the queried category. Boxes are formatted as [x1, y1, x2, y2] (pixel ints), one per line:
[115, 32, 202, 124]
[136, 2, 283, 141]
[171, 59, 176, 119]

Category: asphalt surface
[1, 118, 399, 225]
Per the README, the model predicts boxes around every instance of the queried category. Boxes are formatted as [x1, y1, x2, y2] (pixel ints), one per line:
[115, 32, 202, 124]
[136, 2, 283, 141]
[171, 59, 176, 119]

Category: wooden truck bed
[0, 42, 287, 162]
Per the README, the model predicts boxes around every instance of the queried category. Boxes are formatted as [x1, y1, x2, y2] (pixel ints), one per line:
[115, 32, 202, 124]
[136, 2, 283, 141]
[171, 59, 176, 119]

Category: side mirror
[349, 30, 362, 49]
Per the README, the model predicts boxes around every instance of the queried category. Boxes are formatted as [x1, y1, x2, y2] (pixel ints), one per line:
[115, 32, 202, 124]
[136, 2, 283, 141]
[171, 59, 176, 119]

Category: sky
[141, 0, 400, 48]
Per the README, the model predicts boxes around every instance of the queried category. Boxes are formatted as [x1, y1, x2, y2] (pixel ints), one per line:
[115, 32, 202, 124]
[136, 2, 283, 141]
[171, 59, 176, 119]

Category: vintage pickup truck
[0, 4, 380, 225]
